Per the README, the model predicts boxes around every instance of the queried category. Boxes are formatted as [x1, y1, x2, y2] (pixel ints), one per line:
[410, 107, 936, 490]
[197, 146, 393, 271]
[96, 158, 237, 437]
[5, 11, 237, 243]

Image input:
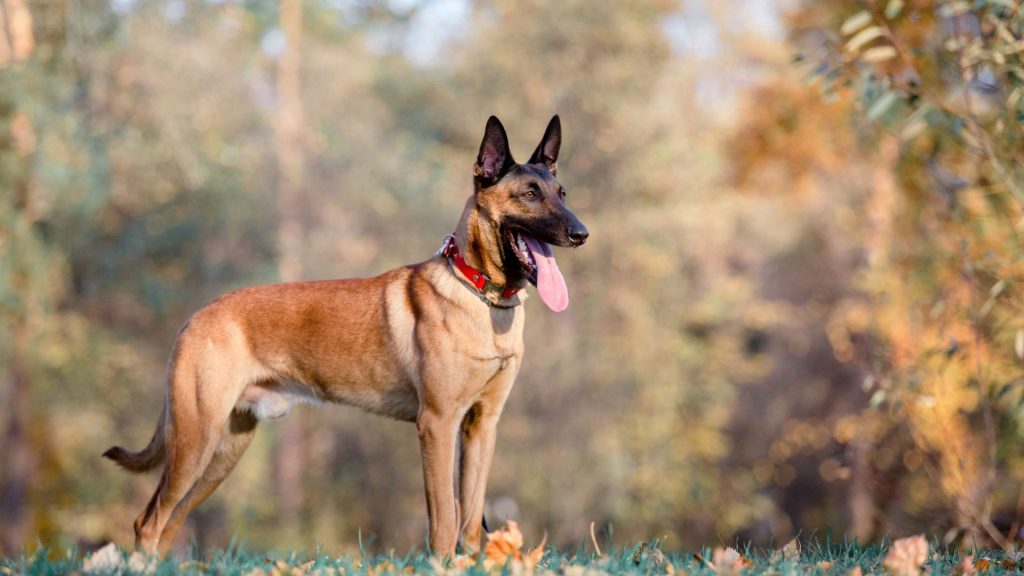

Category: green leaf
[867, 91, 899, 120]
[900, 103, 933, 141]
[870, 389, 887, 408]
[841, 10, 873, 35]
[845, 26, 885, 53]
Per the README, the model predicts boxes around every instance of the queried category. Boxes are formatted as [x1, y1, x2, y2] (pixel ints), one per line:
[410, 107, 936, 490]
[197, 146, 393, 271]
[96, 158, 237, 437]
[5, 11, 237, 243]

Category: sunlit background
[2, 0, 1024, 557]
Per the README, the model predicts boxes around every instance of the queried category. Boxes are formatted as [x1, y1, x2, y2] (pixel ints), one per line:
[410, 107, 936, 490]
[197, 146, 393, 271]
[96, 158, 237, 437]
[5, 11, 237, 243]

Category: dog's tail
[103, 400, 168, 473]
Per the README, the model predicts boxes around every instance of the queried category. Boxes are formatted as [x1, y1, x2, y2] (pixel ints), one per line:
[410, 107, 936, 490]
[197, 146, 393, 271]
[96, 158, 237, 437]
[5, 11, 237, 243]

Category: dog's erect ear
[474, 116, 514, 186]
[528, 115, 561, 174]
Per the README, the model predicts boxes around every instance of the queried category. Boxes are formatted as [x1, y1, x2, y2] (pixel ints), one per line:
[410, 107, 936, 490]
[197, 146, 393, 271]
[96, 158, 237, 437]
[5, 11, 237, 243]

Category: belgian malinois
[105, 115, 588, 555]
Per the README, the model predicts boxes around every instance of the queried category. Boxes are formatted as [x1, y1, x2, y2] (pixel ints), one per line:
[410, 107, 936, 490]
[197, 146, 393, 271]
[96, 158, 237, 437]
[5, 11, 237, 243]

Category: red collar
[437, 234, 520, 300]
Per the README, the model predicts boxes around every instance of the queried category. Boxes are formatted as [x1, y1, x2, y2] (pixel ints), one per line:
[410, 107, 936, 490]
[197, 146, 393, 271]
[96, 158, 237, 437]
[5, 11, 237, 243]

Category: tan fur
[106, 115, 584, 556]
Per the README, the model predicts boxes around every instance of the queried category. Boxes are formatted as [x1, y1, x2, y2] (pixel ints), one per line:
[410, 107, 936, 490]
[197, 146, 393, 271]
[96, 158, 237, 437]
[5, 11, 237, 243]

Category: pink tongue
[523, 236, 569, 312]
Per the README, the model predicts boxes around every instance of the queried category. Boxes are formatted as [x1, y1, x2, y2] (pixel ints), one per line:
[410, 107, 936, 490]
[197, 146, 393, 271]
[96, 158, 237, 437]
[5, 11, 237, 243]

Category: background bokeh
[3, 0, 1024, 557]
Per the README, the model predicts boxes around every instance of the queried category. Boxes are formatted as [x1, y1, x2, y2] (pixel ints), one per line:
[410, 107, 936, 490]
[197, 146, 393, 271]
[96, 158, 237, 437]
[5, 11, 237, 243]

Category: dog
[104, 115, 588, 555]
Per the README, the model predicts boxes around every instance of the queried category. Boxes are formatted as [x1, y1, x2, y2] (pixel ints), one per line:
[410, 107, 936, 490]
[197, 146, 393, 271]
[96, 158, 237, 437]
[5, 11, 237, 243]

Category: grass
[0, 538, 1010, 576]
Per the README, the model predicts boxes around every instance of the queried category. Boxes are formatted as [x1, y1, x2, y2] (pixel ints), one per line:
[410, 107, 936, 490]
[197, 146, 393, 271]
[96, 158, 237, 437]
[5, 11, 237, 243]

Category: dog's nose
[568, 224, 589, 246]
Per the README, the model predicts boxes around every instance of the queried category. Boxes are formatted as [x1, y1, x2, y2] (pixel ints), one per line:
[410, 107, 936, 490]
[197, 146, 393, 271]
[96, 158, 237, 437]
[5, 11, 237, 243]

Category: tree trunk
[1, 329, 32, 556]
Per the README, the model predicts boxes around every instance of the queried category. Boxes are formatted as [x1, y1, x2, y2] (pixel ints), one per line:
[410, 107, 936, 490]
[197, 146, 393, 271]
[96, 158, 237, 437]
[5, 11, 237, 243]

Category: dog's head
[472, 115, 588, 311]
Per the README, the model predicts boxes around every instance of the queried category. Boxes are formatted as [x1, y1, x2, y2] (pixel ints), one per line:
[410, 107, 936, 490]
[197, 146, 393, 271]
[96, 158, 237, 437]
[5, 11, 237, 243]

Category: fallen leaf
[524, 532, 548, 568]
[817, 560, 834, 570]
[452, 555, 477, 570]
[633, 542, 650, 564]
[484, 520, 525, 568]
[771, 538, 800, 562]
[127, 551, 156, 574]
[711, 547, 751, 576]
[882, 535, 928, 576]
[179, 560, 209, 573]
[849, 567, 864, 576]
[83, 543, 122, 574]
[956, 556, 976, 575]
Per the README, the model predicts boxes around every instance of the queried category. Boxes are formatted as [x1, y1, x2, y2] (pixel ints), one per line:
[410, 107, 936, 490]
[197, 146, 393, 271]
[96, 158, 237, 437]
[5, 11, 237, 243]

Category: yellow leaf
[884, 0, 904, 19]
[841, 11, 873, 36]
[846, 26, 885, 53]
[862, 46, 898, 63]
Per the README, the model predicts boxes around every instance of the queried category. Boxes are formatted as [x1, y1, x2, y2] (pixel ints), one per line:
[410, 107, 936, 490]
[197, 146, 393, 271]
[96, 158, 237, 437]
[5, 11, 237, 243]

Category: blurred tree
[0, 0, 37, 552]
[273, 0, 306, 537]
[12, 0, 1022, 555]
[736, 0, 1024, 546]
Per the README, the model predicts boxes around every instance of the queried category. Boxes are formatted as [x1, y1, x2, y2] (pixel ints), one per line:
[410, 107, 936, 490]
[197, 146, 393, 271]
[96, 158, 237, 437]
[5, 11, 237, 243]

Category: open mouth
[505, 229, 569, 312]
[508, 230, 539, 285]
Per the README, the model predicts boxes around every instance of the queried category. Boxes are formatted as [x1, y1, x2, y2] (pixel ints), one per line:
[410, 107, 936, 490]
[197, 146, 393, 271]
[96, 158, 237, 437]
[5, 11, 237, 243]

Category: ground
[0, 532, 1010, 576]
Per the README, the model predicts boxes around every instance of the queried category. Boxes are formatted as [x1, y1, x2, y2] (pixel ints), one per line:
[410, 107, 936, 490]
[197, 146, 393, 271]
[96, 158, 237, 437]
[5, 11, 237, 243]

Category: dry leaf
[482, 520, 545, 571]
[818, 560, 834, 570]
[127, 551, 156, 574]
[633, 542, 650, 564]
[179, 560, 210, 572]
[711, 547, 752, 576]
[524, 532, 548, 568]
[956, 556, 976, 575]
[772, 538, 801, 562]
[83, 543, 123, 573]
[484, 520, 525, 568]
[974, 558, 991, 572]
[849, 567, 864, 576]
[882, 535, 928, 576]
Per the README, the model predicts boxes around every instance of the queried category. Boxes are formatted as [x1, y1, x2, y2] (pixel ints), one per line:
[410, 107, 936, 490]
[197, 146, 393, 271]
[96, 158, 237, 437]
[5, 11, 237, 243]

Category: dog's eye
[559, 187, 567, 199]
[524, 185, 539, 199]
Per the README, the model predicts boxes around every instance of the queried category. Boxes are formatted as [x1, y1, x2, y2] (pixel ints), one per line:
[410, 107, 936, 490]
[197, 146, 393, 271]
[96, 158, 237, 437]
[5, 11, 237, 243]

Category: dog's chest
[458, 306, 524, 382]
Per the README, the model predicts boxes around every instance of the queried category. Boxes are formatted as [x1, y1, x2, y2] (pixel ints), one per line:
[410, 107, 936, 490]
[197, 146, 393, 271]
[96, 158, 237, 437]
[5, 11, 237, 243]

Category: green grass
[0, 539, 1006, 575]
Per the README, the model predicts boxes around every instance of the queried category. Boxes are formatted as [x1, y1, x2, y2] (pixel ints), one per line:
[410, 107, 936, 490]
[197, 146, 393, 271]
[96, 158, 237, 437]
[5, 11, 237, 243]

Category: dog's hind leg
[157, 409, 259, 552]
[134, 347, 243, 554]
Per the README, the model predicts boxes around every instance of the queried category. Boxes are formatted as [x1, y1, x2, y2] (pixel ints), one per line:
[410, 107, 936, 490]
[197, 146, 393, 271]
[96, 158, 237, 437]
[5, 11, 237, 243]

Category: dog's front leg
[417, 406, 461, 556]
[458, 364, 518, 553]
[457, 409, 500, 553]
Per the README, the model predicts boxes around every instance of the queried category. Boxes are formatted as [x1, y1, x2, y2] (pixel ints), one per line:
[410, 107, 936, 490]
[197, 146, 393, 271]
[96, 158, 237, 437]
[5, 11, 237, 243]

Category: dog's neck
[453, 196, 519, 291]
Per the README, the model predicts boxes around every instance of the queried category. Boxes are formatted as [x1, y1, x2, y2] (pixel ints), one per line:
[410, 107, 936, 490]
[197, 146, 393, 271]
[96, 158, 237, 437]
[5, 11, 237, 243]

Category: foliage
[794, 0, 1024, 546]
